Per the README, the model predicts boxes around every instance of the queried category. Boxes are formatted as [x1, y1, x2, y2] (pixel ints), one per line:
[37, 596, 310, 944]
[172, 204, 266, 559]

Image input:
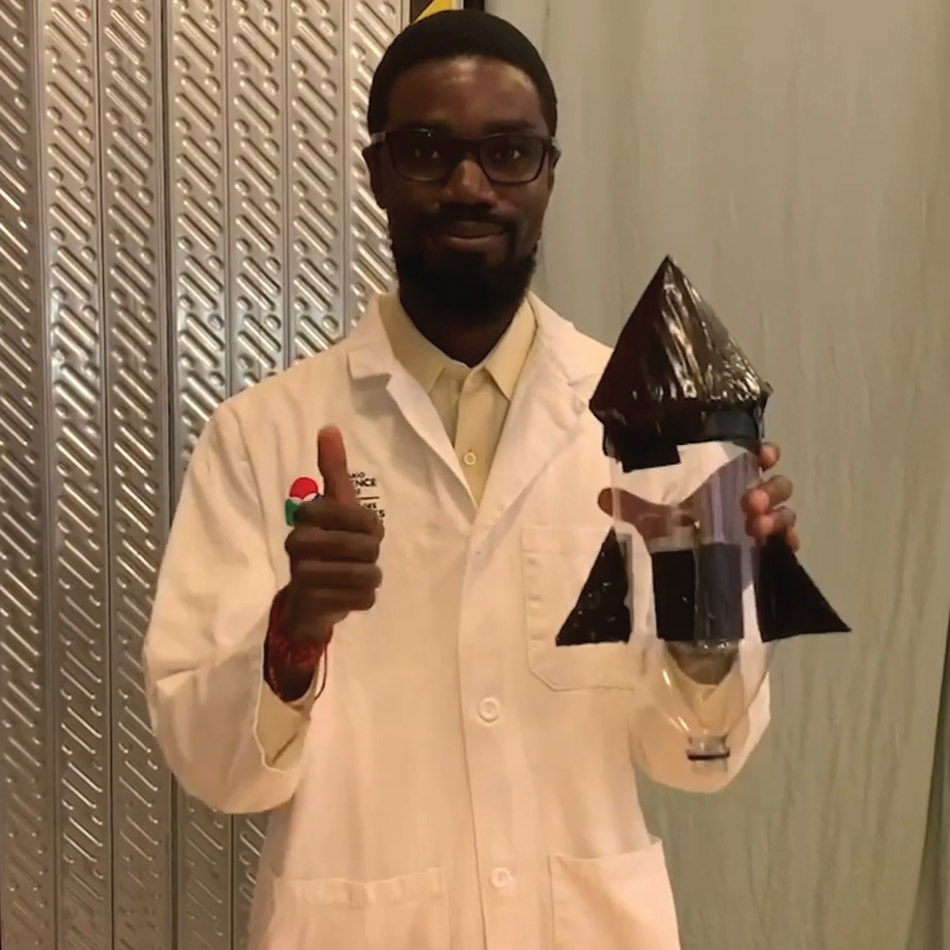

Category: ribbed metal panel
[0, 1, 408, 946]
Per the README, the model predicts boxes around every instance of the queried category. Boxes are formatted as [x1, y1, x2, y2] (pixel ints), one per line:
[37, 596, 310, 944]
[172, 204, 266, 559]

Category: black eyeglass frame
[367, 129, 561, 185]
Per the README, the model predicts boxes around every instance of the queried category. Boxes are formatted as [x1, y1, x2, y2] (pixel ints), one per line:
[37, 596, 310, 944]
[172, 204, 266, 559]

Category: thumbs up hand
[281, 427, 384, 646]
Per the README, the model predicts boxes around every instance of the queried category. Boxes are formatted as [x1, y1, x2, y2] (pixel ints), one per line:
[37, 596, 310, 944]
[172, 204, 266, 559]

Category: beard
[392, 242, 537, 326]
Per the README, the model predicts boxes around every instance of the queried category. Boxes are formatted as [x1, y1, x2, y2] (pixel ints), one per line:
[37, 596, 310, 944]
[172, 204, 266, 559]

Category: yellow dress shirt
[379, 294, 537, 503]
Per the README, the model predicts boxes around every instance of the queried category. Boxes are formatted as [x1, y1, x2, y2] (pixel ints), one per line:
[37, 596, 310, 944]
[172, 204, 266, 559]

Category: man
[145, 11, 797, 950]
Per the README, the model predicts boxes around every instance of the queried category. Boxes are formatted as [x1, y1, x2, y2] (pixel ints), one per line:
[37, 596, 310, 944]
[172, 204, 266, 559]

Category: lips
[433, 220, 506, 239]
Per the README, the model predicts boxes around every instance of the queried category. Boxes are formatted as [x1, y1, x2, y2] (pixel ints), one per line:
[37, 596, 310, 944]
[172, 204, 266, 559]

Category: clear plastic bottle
[610, 441, 773, 766]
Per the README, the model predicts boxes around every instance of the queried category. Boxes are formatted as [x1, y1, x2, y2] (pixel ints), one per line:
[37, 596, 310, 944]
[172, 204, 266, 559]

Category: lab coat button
[478, 698, 501, 723]
[462, 450, 477, 466]
[490, 867, 513, 889]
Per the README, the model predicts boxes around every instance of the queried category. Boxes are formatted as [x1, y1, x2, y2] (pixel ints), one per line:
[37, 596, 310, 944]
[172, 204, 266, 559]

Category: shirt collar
[378, 293, 537, 400]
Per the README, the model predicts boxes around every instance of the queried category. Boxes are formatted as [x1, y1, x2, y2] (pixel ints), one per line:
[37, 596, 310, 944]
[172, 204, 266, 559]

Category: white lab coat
[144, 294, 769, 950]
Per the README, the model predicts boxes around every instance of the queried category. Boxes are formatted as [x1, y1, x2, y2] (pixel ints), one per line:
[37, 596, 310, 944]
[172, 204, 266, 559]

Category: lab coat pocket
[523, 525, 638, 690]
[261, 867, 450, 950]
[550, 839, 682, 950]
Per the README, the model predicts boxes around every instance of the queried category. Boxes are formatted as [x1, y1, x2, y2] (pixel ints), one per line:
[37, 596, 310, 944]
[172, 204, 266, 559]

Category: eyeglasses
[369, 129, 559, 185]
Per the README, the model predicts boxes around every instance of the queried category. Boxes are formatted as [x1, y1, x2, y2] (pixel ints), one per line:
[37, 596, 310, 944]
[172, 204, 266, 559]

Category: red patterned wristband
[264, 588, 332, 702]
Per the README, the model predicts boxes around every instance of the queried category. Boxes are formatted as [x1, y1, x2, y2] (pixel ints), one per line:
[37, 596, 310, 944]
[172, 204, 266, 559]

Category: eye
[412, 143, 441, 161]
[488, 145, 524, 163]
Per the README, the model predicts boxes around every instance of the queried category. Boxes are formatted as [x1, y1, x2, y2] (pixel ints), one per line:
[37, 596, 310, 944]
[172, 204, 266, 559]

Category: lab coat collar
[345, 296, 397, 381]
[527, 296, 607, 386]
[346, 296, 462, 493]
[346, 292, 605, 522]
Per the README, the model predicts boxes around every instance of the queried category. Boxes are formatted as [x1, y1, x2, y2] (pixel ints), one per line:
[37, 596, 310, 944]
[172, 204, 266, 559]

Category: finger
[758, 474, 793, 508]
[758, 442, 781, 471]
[741, 475, 792, 516]
[286, 527, 381, 562]
[291, 585, 379, 615]
[746, 505, 797, 541]
[741, 486, 769, 517]
[293, 497, 383, 537]
[317, 426, 359, 508]
[285, 622, 340, 648]
[290, 561, 383, 591]
[785, 524, 801, 552]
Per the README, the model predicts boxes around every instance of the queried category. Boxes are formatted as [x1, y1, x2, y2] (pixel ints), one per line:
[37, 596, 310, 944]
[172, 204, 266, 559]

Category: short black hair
[367, 10, 558, 137]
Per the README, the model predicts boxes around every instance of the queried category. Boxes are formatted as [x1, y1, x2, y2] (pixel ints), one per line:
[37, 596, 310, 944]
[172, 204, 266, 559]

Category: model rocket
[557, 256, 849, 649]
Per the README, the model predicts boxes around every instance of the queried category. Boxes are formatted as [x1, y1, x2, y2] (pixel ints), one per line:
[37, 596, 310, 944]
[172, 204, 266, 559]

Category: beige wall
[491, 1, 950, 947]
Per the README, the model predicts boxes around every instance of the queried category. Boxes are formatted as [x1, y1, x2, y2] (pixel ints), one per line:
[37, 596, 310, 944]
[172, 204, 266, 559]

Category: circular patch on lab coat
[285, 476, 321, 525]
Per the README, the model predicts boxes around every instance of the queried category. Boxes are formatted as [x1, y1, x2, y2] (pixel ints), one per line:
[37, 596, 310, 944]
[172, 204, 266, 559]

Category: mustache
[420, 206, 515, 232]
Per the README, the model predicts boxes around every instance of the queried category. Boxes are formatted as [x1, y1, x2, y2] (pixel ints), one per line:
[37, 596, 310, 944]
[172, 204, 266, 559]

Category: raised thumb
[317, 426, 358, 507]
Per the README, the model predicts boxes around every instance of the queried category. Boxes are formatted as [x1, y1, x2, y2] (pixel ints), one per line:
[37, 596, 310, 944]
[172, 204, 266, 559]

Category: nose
[442, 156, 496, 205]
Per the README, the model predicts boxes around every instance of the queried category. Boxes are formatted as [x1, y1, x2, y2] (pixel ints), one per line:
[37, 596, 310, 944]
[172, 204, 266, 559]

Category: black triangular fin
[756, 536, 851, 640]
[556, 529, 632, 646]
